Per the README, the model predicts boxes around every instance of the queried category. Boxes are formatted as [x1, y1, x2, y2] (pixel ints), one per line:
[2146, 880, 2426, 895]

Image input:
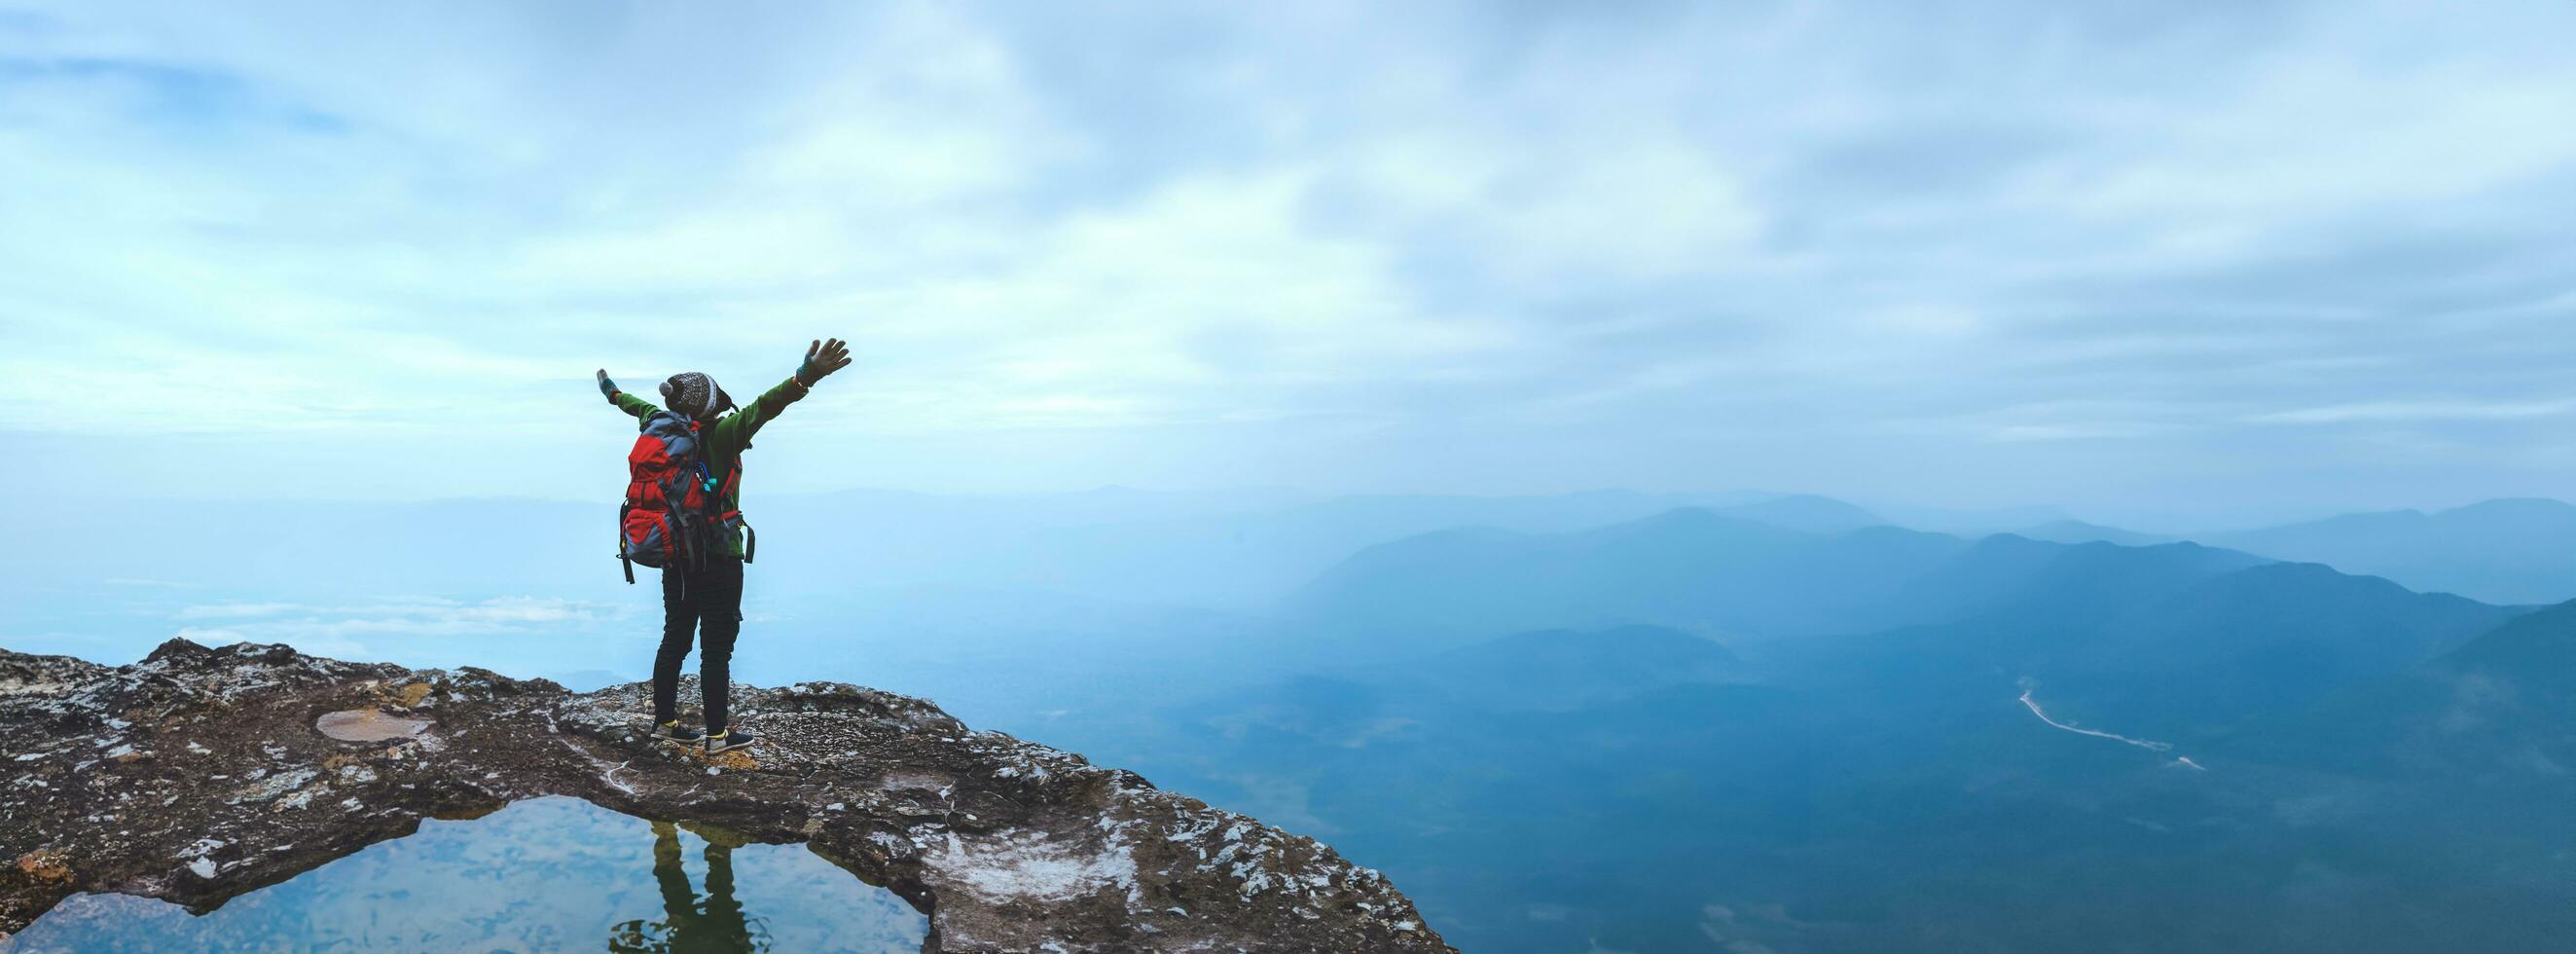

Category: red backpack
[617, 411, 750, 582]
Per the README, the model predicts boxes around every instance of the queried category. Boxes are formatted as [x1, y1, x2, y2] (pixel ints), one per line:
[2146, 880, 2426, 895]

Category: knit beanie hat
[659, 372, 737, 421]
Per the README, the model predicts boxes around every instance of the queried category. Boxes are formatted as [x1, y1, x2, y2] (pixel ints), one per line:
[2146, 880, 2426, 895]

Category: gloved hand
[596, 369, 619, 399]
[797, 338, 853, 385]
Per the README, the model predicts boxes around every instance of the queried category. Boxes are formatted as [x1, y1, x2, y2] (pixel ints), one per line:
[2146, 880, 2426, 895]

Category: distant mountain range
[2248, 596, 2576, 779]
[2009, 518, 2173, 547]
[18, 490, 2574, 613]
[1286, 505, 2533, 726]
[1412, 624, 1744, 711]
[1093, 546, 2573, 952]
[2200, 498, 2576, 605]
[1285, 507, 2276, 647]
[2006, 498, 2576, 604]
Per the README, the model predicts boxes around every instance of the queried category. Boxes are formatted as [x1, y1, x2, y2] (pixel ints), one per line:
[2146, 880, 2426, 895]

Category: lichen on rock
[0, 640, 1452, 953]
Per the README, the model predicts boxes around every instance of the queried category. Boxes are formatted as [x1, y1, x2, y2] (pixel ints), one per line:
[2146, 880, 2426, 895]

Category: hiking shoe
[654, 720, 705, 745]
[706, 729, 757, 755]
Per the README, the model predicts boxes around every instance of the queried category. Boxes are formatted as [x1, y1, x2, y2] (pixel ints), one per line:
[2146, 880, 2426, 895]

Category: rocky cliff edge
[0, 640, 1451, 952]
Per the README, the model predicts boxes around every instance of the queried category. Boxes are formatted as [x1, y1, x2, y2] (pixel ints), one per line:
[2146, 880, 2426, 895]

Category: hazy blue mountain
[1867, 501, 2076, 535]
[2012, 518, 2172, 546]
[2417, 599, 2576, 772]
[1706, 494, 1888, 533]
[1820, 558, 2525, 737]
[1009, 490, 1768, 606]
[2205, 497, 2576, 604]
[1411, 624, 1742, 710]
[1284, 512, 2275, 653]
[1283, 509, 1952, 645]
[2439, 597, 2576, 693]
[1086, 559, 2564, 954]
[2074, 564, 2514, 715]
[1011, 489, 1896, 607]
[2245, 598, 2576, 778]
[1876, 534, 2241, 639]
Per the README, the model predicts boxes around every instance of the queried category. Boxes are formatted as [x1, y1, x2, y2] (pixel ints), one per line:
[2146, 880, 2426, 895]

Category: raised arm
[708, 338, 851, 453]
[598, 369, 661, 421]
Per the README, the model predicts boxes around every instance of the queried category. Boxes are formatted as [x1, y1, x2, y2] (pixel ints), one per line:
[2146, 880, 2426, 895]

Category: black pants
[654, 557, 744, 732]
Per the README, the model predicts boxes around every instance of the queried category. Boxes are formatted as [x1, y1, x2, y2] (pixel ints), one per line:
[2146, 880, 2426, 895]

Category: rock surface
[0, 640, 1452, 952]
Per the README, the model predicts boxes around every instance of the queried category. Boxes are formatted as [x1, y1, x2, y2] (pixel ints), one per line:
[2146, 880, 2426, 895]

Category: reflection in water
[4, 797, 923, 953]
[609, 821, 772, 952]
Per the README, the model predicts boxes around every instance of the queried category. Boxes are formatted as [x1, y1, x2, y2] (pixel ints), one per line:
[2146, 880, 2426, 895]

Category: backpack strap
[616, 502, 635, 584]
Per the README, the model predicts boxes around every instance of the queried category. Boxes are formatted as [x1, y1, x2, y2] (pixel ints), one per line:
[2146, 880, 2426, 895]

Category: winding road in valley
[2018, 686, 2208, 771]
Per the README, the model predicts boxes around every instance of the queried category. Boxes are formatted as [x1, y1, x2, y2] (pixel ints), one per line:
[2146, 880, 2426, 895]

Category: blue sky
[8, 1, 2576, 519]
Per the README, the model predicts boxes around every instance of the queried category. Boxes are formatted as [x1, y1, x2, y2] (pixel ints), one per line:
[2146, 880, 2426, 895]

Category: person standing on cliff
[594, 338, 853, 755]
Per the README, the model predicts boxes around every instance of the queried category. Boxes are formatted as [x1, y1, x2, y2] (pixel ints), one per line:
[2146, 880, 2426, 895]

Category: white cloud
[1984, 422, 2177, 444]
[169, 598, 616, 646]
[1352, 133, 1765, 283]
[10, 0, 2576, 511]
[2244, 399, 2576, 425]
[173, 603, 303, 620]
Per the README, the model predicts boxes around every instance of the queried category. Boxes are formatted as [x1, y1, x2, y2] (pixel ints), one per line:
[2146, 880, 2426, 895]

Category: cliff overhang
[0, 640, 1451, 952]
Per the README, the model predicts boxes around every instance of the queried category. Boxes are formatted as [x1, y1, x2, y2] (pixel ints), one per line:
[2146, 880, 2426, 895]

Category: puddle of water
[314, 708, 430, 743]
[3, 796, 925, 953]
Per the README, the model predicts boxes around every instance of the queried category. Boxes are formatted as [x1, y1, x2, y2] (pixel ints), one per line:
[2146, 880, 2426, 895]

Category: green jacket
[609, 376, 810, 560]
